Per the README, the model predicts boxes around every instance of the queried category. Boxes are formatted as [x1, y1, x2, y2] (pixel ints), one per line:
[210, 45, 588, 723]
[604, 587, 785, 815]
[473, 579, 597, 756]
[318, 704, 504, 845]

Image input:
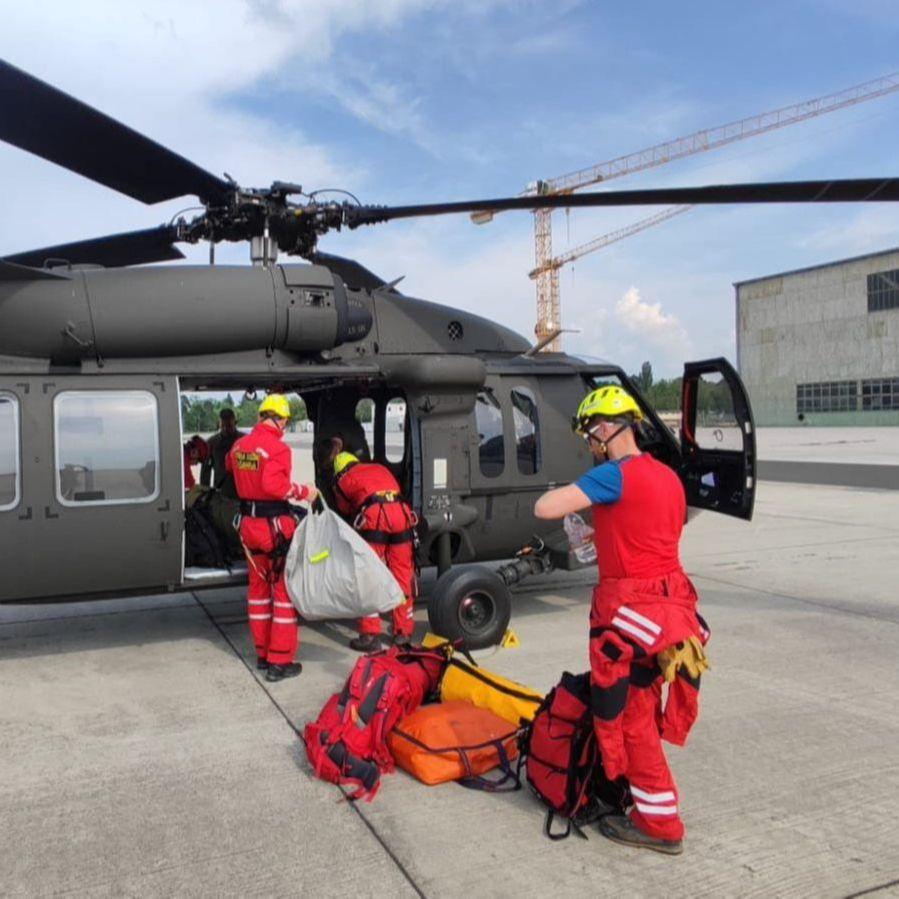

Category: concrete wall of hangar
[736, 246, 899, 426]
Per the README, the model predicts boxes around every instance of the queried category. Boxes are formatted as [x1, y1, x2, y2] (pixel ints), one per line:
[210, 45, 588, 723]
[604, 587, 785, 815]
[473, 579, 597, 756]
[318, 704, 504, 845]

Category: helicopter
[2, 59, 895, 647]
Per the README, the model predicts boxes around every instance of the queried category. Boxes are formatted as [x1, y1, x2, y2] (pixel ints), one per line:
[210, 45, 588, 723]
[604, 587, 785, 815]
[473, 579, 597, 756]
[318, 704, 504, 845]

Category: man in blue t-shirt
[535, 385, 708, 856]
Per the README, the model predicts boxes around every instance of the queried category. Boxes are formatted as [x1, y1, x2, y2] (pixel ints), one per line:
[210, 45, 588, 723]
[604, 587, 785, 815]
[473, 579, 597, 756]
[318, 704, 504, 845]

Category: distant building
[735, 247, 899, 426]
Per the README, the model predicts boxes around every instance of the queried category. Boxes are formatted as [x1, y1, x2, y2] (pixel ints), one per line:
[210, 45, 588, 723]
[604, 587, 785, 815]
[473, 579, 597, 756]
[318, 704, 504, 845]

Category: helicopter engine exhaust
[0, 264, 373, 361]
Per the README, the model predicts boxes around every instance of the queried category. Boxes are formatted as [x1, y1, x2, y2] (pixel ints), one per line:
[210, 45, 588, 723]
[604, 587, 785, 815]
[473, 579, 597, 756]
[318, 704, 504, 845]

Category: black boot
[392, 633, 414, 648]
[265, 661, 302, 682]
[256, 657, 270, 671]
[349, 633, 381, 653]
[597, 815, 683, 856]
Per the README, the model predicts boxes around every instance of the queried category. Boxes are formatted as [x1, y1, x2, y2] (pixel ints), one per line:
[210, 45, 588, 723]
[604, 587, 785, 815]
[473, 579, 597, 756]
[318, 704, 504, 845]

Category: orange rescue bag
[388, 701, 522, 790]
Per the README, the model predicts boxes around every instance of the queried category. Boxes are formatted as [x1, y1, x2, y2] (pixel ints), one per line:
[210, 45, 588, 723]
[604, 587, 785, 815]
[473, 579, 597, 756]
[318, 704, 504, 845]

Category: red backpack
[303, 645, 450, 801]
[522, 671, 629, 839]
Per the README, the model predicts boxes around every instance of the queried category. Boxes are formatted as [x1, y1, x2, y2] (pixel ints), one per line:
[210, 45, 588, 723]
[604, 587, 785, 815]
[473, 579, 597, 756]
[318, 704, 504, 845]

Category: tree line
[181, 395, 375, 433]
[629, 361, 735, 417]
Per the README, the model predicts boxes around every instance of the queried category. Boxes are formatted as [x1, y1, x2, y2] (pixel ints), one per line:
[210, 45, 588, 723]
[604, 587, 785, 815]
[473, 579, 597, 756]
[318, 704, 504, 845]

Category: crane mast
[527, 72, 899, 350]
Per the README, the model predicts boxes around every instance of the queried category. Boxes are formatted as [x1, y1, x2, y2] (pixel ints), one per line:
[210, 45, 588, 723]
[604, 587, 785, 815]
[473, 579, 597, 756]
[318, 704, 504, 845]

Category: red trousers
[589, 576, 697, 842]
[239, 515, 299, 665]
[616, 675, 683, 841]
[357, 502, 417, 637]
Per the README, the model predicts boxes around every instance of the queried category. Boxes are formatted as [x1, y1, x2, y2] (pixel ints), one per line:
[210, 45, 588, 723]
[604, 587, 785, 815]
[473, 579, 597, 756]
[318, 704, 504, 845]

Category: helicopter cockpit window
[385, 398, 407, 464]
[0, 394, 20, 511]
[476, 390, 504, 478]
[511, 387, 541, 475]
[54, 391, 160, 506]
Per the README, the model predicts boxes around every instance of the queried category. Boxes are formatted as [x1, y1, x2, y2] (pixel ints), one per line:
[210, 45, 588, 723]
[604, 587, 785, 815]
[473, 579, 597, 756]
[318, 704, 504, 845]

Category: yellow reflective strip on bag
[309, 549, 330, 564]
[440, 658, 543, 725]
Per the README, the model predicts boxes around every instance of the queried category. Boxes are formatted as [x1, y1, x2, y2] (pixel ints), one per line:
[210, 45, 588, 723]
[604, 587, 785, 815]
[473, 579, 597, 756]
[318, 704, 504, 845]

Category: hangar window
[868, 269, 899, 312]
[861, 378, 899, 411]
[511, 387, 541, 475]
[796, 381, 857, 414]
[0, 394, 20, 511]
[54, 391, 160, 505]
[475, 390, 505, 478]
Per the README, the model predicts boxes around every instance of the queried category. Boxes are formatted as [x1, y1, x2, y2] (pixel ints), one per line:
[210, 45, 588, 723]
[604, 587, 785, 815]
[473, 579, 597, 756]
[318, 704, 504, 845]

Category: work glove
[657, 635, 710, 684]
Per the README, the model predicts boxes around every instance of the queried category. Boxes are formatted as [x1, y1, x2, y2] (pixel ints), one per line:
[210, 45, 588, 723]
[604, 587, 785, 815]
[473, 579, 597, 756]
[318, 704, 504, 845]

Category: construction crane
[479, 72, 899, 351]
[528, 205, 693, 279]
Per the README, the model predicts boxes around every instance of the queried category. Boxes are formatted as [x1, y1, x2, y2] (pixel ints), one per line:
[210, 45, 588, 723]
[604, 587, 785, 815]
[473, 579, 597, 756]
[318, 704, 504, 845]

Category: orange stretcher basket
[388, 701, 522, 789]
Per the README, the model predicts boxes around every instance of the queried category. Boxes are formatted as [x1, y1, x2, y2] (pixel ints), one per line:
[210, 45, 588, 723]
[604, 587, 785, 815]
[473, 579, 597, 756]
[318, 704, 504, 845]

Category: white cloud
[0, 0, 494, 257]
[617, 286, 688, 340]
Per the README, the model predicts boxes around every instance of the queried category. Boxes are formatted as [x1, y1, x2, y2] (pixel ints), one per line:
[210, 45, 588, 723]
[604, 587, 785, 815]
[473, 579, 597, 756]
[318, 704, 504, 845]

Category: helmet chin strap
[588, 422, 629, 458]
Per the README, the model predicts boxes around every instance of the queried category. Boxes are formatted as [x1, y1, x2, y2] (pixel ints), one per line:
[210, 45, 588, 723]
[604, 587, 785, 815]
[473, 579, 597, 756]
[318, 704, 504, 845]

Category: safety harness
[236, 499, 304, 586]
[332, 466, 419, 548]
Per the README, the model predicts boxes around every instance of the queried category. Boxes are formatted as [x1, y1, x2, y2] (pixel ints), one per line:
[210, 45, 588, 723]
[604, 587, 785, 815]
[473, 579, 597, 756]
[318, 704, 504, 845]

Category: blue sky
[3, 0, 899, 374]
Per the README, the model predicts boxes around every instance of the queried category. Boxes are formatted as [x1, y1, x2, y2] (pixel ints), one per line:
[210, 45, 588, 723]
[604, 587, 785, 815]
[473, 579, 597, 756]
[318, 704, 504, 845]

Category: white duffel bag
[285, 499, 404, 620]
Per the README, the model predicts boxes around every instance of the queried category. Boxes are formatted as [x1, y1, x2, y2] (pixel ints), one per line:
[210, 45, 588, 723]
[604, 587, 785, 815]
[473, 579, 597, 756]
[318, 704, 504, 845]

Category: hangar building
[735, 246, 899, 426]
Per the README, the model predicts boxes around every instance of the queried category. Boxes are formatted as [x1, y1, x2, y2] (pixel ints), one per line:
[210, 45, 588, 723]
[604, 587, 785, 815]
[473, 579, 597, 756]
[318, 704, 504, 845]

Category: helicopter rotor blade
[3, 225, 184, 269]
[347, 178, 899, 226]
[0, 58, 231, 205]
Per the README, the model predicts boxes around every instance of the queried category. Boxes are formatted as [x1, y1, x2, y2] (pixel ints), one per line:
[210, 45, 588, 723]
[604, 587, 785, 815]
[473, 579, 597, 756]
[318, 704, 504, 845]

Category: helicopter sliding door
[0, 378, 38, 601]
[2, 375, 183, 602]
[680, 357, 756, 520]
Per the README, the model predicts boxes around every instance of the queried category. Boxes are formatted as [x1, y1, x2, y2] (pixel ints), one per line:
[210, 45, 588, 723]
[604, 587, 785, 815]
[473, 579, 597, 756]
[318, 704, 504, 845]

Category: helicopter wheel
[426, 565, 512, 651]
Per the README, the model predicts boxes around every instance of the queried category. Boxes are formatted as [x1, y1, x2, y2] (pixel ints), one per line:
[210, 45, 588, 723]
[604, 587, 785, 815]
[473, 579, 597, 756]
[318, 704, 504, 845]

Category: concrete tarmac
[2, 481, 898, 897]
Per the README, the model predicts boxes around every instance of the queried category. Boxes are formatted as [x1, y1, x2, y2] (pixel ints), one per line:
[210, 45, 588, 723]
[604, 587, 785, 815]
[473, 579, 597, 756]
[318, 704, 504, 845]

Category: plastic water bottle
[564, 512, 596, 564]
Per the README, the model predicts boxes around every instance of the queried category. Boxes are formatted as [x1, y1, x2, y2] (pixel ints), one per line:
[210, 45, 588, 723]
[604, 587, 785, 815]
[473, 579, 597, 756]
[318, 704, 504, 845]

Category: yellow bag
[440, 658, 543, 725]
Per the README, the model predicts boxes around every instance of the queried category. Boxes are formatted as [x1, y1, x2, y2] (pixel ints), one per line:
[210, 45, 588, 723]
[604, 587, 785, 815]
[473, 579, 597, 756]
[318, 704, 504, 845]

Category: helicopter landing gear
[426, 565, 512, 651]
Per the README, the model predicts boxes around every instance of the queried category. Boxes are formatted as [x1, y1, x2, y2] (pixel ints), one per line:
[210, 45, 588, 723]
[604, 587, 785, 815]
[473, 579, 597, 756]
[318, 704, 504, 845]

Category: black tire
[427, 565, 512, 650]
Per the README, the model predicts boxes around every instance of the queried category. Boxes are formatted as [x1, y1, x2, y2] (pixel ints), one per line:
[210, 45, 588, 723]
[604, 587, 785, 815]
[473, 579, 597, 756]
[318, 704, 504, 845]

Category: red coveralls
[227, 422, 307, 665]
[332, 461, 417, 637]
[580, 453, 705, 842]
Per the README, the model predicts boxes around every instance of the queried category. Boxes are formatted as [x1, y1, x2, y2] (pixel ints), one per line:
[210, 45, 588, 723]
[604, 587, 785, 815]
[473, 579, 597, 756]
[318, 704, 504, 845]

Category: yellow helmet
[573, 385, 643, 434]
[333, 451, 359, 475]
[258, 393, 291, 419]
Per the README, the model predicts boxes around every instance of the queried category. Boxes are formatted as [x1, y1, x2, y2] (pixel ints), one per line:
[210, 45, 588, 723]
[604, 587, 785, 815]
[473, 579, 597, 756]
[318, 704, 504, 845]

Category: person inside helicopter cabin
[534, 385, 710, 857]
[316, 433, 417, 652]
[182, 435, 209, 490]
[227, 395, 317, 682]
[201, 408, 243, 498]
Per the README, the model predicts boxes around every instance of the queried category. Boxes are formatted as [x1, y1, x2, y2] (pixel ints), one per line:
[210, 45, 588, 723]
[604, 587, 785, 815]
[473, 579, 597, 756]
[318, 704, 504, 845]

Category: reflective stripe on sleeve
[611, 616, 656, 646]
[617, 605, 662, 635]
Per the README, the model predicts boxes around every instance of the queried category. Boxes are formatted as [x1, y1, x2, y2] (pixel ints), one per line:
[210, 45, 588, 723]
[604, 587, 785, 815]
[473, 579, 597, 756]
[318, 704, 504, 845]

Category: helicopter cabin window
[355, 398, 375, 459]
[54, 391, 160, 506]
[511, 387, 541, 475]
[0, 394, 20, 511]
[475, 390, 504, 478]
[385, 398, 407, 463]
[694, 372, 743, 451]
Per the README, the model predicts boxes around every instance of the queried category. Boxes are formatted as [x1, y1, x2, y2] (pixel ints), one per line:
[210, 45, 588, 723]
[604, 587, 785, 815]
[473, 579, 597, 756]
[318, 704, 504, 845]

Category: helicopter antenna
[524, 328, 579, 356]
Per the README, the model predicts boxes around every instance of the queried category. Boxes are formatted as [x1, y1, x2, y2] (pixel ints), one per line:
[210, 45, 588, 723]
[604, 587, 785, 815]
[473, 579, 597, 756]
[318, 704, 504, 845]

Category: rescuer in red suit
[535, 385, 709, 856]
[227, 394, 317, 682]
[318, 435, 417, 652]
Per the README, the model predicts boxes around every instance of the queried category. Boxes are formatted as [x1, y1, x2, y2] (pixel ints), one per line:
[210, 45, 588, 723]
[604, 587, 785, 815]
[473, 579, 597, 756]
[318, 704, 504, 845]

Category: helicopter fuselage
[0, 262, 754, 617]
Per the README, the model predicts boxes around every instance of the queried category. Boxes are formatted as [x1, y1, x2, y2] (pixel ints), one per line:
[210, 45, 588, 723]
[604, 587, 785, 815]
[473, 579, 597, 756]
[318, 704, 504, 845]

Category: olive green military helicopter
[2, 59, 894, 645]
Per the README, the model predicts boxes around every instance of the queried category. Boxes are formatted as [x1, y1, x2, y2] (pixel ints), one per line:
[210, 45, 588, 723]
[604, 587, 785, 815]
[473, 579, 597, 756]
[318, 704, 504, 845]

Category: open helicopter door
[680, 358, 756, 520]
